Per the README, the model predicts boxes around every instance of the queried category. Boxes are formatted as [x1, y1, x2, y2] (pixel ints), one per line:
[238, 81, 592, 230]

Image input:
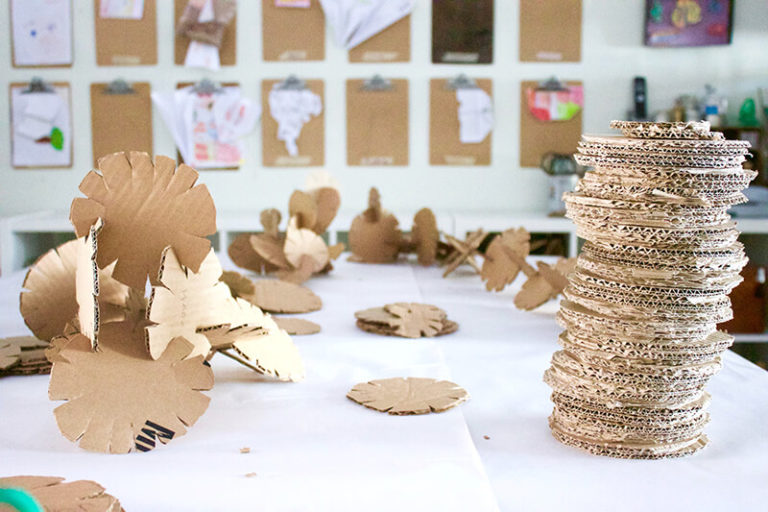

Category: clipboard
[174, 0, 237, 66]
[262, 78, 324, 167]
[519, 80, 583, 167]
[176, 81, 240, 170]
[349, 15, 411, 63]
[432, 0, 493, 64]
[429, 78, 492, 166]
[346, 78, 409, 166]
[262, 0, 325, 62]
[90, 81, 153, 167]
[10, 0, 73, 68]
[94, 0, 158, 66]
[519, 0, 582, 62]
[10, 80, 73, 169]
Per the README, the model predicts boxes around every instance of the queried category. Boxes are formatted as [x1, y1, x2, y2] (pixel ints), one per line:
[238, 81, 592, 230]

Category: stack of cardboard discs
[544, 121, 757, 459]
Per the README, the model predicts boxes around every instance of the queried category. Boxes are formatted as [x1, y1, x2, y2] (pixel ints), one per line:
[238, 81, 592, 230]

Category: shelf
[733, 332, 768, 343]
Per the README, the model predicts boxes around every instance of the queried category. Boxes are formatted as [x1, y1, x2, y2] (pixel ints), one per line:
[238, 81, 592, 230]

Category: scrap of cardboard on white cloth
[268, 86, 322, 157]
[456, 88, 494, 144]
[319, 0, 412, 49]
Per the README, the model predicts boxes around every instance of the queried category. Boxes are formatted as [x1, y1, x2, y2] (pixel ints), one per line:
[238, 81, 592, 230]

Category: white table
[1, 256, 767, 512]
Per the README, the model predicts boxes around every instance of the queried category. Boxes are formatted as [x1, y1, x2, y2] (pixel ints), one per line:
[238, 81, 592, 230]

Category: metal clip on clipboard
[104, 79, 135, 95]
[192, 78, 223, 95]
[536, 77, 570, 92]
[276, 75, 307, 91]
[445, 74, 478, 90]
[361, 75, 393, 92]
[22, 77, 55, 94]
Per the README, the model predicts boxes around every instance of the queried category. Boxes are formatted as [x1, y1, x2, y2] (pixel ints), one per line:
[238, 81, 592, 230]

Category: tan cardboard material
[75, 220, 102, 349]
[0, 338, 23, 371]
[411, 208, 439, 266]
[354, 303, 457, 339]
[247, 279, 322, 314]
[218, 326, 305, 382]
[70, 151, 217, 289]
[49, 323, 213, 454]
[481, 228, 531, 291]
[0, 475, 122, 511]
[273, 317, 321, 335]
[220, 270, 256, 298]
[348, 188, 402, 263]
[442, 230, 485, 277]
[284, 217, 329, 273]
[347, 377, 470, 415]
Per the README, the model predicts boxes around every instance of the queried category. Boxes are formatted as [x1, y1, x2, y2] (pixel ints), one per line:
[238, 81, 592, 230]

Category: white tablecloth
[1, 256, 767, 512]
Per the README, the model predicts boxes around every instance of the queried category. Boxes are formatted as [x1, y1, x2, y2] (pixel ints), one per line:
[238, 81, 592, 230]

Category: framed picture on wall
[644, 0, 733, 47]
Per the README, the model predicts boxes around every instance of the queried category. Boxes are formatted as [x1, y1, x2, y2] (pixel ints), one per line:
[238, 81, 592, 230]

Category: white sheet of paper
[269, 87, 323, 157]
[11, 0, 73, 66]
[22, 94, 62, 122]
[99, 0, 144, 19]
[456, 89, 494, 144]
[347, 0, 412, 49]
[184, 0, 221, 71]
[11, 86, 71, 167]
[319, 0, 412, 49]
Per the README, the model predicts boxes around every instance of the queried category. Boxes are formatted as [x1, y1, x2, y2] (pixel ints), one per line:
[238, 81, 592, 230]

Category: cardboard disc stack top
[543, 121, 756, 459]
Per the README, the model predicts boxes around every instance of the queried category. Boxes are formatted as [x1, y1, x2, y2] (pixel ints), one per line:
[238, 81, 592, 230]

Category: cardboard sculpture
[70, 151, 217, 289]
[543, 121, 756, 459]
[0, 475, 122, 511]
[273, 317, 321, 335]
[347, 377, 470, 415]
[348, 188, 402, 263]
[477, 228, 576, 311]
[228, 186, 343, 283]
[406, 208, 440, 266]
[441, 230, 486, 277]
[7, 151, 305, 453]
[355, 303, 458, 338]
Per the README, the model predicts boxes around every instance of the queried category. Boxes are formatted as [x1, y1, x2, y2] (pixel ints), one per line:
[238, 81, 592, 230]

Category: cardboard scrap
[0, 338, 22, 371]
[246, 279, 322, 314]
[1, 336, 52, 376]
[216, 326, 305, 382]
[348, 188, 402, 263]
[273, 317, 321, 335]
[49, 322, 213, 454]
[354, 303, 457, 339]
[544, 120, 755, 459]
[70, 151, 217, 289]
[220, 270, 256, 298]
[347, 377, 470, 415]
[0, 475, 122, 511]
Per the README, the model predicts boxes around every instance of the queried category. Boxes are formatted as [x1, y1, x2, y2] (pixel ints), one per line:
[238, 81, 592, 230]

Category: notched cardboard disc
[347, 377, 469, 415]
[221, 328, 306, 382]
[348, 188, 402, 263]
[0, 475, 123, 512]
[247, 279, 322, 314]
[411, 208, 439, 266]
[49, 322, 213, 454]
[273, 317, 321, 335]
[354, 303, 457, 338]
[481, 228, 531, 292]
[220, 270, 256, 298]
[0, 338, 23, 371]
[69, 151, 217, 289]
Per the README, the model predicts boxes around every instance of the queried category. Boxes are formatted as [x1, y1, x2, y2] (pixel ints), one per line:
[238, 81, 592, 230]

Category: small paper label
[361, 51, 399, 62]
[535, 51, 563, 61]
[276, 156, 312, 166]
[444, 155, 476, 165]
[279, 50, 308, 61]
[111, 55, 141, 65]
[361, 156, 395, 166]
[276, 0, 310, 6]
[442, 52, 479, 63]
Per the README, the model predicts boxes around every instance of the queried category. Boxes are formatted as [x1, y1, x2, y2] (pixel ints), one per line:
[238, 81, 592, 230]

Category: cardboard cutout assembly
[355, 303, 458, 338]
[70, 151, 217, 289]
[407, 208, 440, 266]
[348, 188, 402, 263]
[229, 185, 343, 283]
[50, 324, 213, 454]
[544, 121, 755, 459]
[0, 475, 122, 511]
[347, 377, 470, 415]
[441, 230, 486, 278]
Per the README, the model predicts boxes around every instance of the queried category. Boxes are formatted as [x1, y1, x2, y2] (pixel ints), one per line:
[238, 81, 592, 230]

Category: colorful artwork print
[526, 85, 583, 122]
[645, 0, 733, 47]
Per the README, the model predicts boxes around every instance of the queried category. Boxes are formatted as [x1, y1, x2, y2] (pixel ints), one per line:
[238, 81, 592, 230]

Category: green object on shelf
[739, 98, 759, 127]
[50, 127, 64, 151]
[0, 488, 44, 512]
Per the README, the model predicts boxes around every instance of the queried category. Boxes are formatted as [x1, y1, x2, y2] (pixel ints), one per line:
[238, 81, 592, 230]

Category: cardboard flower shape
[220, 270, 256, 298]
[247, 279, 322, 314]
[310, 187, 341, 235]
[481, 228, 531, 292]
[20, 236, 130, 344]
[70, 151, 217, 289]
[514, 258, 577, 311]
[49, 322, 213, 454]
[284, 217, 330, 274]
[0, 476, 122, 512]
[385, 303, 447, 338]
[223, 327, 306, 382]
[347, 377, 470, 415]
[273, 317, 321, 335]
